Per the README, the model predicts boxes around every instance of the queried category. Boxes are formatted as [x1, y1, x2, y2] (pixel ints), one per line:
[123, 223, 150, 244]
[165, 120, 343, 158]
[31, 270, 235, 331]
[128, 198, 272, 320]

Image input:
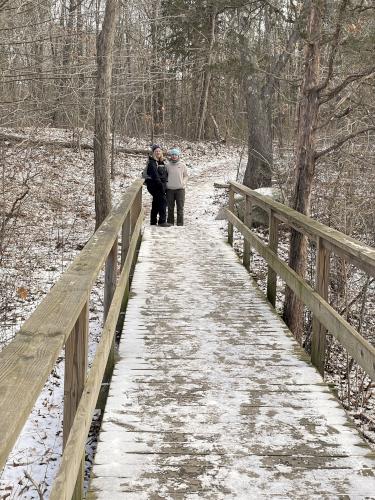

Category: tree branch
[339, 277, 375, 316]
[315, 127, 375, 159]
[0, 0, 11, 10]
[263, 0, 309, 96]
[316, 0, 349, 92]
[261, 0, 296, 23]
[320, 65, 375, 104]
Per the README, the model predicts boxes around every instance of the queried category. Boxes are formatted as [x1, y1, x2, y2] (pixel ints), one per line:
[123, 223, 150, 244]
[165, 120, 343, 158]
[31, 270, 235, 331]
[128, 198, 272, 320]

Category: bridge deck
[88, 224, 375, 499]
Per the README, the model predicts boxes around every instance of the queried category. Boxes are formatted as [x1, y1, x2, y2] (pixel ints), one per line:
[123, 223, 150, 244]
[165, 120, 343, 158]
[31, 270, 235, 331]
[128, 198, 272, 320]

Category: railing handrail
[225, 181, 375, 380]
[230, 181, 375, 278]
[0, 179, 144, 474]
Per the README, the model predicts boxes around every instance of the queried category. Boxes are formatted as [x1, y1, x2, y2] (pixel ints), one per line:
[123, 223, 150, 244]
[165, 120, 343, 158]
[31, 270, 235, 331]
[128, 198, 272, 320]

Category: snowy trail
[88, 174, 375, 498]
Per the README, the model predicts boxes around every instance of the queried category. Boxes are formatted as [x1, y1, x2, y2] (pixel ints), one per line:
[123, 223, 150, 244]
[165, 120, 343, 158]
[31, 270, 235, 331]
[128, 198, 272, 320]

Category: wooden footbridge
[1, 180, 375, 499]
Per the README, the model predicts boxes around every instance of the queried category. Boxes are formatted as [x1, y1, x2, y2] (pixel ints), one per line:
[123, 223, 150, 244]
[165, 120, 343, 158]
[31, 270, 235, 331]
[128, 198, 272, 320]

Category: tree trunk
[241, 4, 305, 189]
[283, 0, 323, 343]
[93, 0, 118, 230]
[149, 0, 164, 137]
[77, 0, 85, 126]
[243, 80, 273, 188]
[196, 7, 217, 141]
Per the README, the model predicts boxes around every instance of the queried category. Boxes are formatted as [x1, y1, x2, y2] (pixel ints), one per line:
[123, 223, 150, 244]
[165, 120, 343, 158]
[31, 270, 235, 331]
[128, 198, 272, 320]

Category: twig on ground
[23, 471, 45, 500]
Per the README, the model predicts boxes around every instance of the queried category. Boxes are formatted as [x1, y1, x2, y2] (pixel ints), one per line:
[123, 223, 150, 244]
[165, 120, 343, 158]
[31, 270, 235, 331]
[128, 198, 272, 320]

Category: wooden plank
[224, 208, 375, 380]
[63, 301, 89, 500]
[229, 181, 375, 278]
[311, 238, 330, 376]
[49, 210, 144, 500]
[0, 180, 143, 471]
[266, 211, 279, 307]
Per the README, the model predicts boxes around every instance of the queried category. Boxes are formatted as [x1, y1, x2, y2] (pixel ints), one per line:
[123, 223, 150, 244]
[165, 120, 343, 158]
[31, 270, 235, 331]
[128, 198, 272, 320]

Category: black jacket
[146, 156, 168, 193]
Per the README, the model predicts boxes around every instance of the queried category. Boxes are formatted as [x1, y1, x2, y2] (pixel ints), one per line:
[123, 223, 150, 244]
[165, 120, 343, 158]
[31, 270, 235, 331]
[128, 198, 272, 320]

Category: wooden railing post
[121, 212, 131, 269]
[63, 301, 88, 500]
[121, 212, 132, 292]
[116, 208, 132, 338]
[129, 194, 139, 284]
[228, 186, 234, 245]
[267, 210, 279, 307]
[104, 239, 118, 322]
[102, 236, 118, 385]
[136, 188, 143, 251]
[129, 188, 143, 282]
[311, 237, 330, 376]
[243, 195, 252, 270]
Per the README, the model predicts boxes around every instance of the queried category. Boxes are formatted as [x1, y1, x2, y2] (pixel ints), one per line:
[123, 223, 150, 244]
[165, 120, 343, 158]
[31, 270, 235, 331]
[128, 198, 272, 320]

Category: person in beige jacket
[166, 147, 188, 226]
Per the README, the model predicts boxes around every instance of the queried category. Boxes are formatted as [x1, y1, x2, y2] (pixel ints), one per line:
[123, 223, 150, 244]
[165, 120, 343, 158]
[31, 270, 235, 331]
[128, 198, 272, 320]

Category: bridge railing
[225, 180, 375, 380]
[0, 179, 144, 500]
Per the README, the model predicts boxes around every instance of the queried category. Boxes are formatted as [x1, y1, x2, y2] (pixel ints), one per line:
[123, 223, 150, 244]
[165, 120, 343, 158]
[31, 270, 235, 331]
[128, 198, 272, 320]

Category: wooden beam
[243, 196, 252, 270]
[311, 238, 330, 376]
[121, 212, 131, 269]
[104, 239, 118, 321]
[103, 239, 118, 384]
[63, 301, 89, 500]
[267, 211, 279, 307]
[228, 186, 234, 245]
[224, 209, 375, 381]
[129, 190, 141, 285]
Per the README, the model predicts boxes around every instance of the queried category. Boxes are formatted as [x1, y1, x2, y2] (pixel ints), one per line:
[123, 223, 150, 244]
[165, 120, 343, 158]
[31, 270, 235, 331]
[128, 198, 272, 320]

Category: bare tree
[283, 0, 323, 342]
[93, 0, 118, 229]
[241, 1, 307, 189]
[283, 0, 375, 341]
[195, 4, 218, 141]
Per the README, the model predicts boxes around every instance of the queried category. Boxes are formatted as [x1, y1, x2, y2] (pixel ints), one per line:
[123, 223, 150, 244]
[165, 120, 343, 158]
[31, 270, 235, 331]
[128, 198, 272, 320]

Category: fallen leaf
[17, 287, 29, 300]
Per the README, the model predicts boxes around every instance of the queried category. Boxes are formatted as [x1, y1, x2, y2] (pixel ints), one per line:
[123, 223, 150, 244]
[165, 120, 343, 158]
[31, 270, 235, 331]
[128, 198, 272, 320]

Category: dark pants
[147, 185, 167, 224]
[167, 189, 185, 226]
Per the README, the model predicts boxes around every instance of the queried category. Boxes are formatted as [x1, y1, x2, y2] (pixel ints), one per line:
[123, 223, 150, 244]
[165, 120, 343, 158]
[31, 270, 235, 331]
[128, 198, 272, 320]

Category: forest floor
[0, 128, 374, 498]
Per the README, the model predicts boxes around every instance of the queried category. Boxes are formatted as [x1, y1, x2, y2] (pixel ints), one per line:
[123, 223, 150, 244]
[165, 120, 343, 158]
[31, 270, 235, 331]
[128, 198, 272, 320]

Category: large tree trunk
[93, 0, 118, 230]
[283, 0, 323, 343]
[243, 80, 273, 188]
[241, 3, 304, 189]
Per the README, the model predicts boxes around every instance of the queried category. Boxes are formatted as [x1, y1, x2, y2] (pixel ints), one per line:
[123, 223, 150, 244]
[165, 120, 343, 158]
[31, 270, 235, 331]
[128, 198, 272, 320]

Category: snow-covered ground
[0, 128, 241, 498]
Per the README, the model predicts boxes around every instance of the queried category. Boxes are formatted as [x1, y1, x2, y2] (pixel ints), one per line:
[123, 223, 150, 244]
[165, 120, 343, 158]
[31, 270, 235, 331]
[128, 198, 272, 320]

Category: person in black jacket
[145, 144, 171, 227]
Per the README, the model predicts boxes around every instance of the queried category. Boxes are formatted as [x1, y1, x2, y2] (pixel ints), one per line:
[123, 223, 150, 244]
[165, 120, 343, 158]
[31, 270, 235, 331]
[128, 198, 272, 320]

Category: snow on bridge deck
[88, 224, 375, 499]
